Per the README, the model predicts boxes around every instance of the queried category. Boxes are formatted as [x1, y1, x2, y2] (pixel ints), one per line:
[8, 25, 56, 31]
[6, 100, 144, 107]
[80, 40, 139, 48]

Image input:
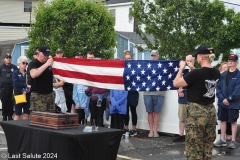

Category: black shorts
[15, 101, 30, 115]
[218, 108, 239, 123]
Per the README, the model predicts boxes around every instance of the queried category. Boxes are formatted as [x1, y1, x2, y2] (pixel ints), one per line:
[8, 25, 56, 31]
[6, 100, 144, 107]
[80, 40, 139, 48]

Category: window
[24, 1, 32, 12]
[21, 46, 29, 56]
[129, 8, 133, 22]
[110, 9, 116, 25]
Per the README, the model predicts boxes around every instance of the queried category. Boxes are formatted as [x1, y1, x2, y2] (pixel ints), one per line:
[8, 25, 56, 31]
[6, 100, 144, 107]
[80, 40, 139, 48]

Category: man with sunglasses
[0, 53, 18, 121]
[27, 45, 55, 112]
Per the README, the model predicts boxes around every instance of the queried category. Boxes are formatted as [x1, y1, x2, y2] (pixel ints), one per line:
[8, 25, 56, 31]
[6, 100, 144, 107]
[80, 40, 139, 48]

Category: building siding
[0, 0, 38, 24]
[137, 51, 142, 60]
[117, 36, 128, 59]
[143, 50, 151, 60]
[11, 41, 29, 66]
[129, 43, 133, 56]
[0, 27, 28, 41]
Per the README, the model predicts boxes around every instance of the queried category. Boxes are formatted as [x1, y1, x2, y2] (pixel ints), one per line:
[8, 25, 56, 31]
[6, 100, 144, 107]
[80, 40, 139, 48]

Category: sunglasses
[56, 52, 63, 54]
[5, 57, 11, 59]
[22, 62, 28, 65]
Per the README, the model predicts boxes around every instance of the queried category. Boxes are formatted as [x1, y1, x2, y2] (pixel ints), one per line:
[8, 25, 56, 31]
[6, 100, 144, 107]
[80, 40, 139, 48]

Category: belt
[2, 84, 13, 87]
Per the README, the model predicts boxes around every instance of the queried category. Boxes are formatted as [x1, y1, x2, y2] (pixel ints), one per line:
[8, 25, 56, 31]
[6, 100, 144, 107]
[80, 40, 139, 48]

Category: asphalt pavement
[0, 112, 239, 160]
[117, 128, 240, 160]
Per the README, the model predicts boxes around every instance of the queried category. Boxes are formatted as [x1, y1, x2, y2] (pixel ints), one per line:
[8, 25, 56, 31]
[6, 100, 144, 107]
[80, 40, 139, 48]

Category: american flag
[123, 60, 182, 91]
[52, 58, 184, 91]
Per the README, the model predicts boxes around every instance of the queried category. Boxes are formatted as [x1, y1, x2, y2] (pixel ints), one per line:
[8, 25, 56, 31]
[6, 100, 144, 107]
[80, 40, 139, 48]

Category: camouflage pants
[30, 92, 55, 112]
[186, 103, 217, 160]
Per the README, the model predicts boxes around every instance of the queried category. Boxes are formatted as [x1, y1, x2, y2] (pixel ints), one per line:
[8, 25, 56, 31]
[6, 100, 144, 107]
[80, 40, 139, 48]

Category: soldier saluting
[0, 53, 18, 121]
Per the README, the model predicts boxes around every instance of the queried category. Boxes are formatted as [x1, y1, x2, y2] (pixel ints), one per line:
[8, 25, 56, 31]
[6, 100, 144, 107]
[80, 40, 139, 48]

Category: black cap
[4, 53, 12, 58]
[75, 52, 83, 56]
[38, 45, 51, 56]
[192, 45, 214, 57]
[56, 48, 63, 53]
[228, 54, 238, 61]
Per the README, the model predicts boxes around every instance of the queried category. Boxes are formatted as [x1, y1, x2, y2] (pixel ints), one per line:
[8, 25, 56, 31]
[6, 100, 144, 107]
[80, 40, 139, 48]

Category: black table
[0, 120, 122, 160]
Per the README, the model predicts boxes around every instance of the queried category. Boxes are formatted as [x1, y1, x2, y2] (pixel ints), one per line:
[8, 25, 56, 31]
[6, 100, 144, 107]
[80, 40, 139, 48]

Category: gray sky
[220, 0, 240, 12]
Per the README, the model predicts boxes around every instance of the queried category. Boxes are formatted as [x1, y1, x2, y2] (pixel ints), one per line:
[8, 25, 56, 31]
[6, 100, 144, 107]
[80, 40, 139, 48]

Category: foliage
[131, 0, 240, 61]
[27, 0, 116, 59]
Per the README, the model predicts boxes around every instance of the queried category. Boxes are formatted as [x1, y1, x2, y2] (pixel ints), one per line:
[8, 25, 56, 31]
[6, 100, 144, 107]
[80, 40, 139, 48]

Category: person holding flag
[123, 50, 139, 136]
[28, 45, 55, 111]
[143, 50, 165, 138]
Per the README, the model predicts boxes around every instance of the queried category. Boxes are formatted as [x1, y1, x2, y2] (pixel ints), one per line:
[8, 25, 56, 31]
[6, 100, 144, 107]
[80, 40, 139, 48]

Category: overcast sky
[221, 0, 240, 12]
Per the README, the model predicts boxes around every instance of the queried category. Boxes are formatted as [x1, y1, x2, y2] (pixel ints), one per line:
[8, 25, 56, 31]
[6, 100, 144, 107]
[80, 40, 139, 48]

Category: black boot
[8, 116, 13, 121]
[2, 116, 7, 121]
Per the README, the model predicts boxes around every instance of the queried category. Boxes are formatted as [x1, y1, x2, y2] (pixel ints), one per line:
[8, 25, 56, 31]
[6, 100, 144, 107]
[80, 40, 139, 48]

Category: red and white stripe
[52, 58, 125, 90]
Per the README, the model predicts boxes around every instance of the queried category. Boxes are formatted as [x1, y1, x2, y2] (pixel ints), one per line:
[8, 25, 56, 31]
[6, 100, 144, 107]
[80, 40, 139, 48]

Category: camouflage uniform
[30, 92, 55, 111]
[186, 102, 217, 160]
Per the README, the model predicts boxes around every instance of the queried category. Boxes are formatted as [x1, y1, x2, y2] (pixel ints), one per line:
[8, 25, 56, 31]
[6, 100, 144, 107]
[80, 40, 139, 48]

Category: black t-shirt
[183, 67, 220, 105]
[27, 59, 53, 94]
[226, 70, 234, 86]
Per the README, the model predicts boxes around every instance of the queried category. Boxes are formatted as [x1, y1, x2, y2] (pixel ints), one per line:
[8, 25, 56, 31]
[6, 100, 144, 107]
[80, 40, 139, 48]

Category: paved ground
[0, 113, 239, 160]
[116, 128, 240, 160]
[0, 126, 8, 160]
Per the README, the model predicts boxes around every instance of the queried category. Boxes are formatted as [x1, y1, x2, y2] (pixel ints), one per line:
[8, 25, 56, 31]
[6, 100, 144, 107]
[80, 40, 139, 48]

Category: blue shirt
[178, 89, 188, 104]
[110, 90, 128, 115]
[72, 84, 89, 109]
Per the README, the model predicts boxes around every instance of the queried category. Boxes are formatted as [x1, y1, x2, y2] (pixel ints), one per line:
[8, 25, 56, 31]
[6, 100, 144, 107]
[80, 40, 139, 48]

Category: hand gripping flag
[52, 58, 185, 91]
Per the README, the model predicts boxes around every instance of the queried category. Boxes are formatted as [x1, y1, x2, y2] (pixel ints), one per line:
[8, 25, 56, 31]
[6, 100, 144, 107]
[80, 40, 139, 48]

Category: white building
[106, 0, 155, 60]
[0, 0, 38, 42]
[106, 0, 134, 32]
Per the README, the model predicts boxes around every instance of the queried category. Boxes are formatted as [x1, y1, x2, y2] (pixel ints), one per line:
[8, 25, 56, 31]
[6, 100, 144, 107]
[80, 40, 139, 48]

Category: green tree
[131, 0, 240, 61]
[27, 0, 116, 59]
